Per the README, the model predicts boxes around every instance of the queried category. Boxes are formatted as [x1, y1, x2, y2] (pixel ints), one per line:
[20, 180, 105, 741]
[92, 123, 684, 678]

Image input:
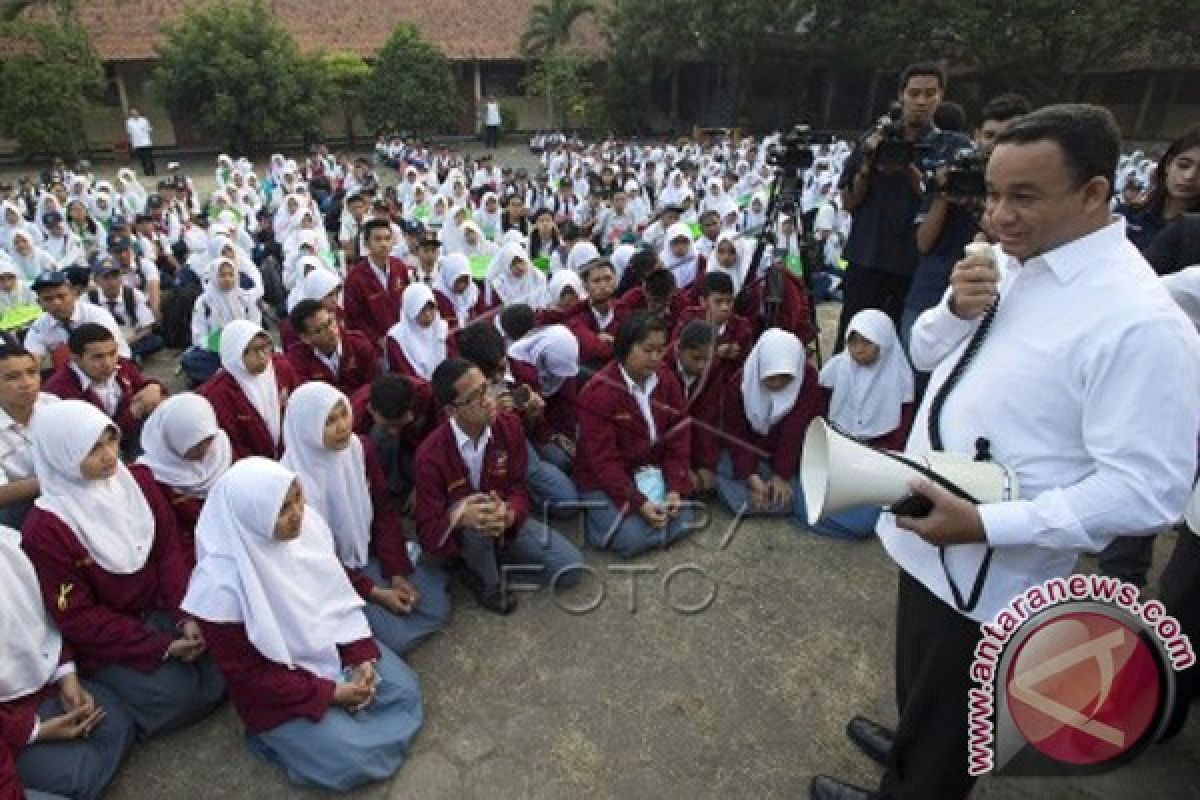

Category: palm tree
[520, 0, 596, 57]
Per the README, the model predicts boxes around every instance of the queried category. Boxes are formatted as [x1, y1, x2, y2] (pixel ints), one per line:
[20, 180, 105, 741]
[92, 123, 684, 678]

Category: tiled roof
[50, 0, 607, 62]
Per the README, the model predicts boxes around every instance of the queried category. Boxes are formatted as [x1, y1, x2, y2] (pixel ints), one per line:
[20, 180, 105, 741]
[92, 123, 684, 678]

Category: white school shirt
[126, 116, 152, 148]
[619, 365, 658, 442]
[69, 363, 122, 416]
[879, 220, 1200, 623]
[0, 394, 58, 486]
[485, 102, 502, 127]
[451, 418, 492, 491]
[24, 302, 131, 360]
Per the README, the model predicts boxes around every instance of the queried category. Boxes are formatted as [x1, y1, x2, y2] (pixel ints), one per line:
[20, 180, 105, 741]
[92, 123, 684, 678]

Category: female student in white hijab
[181, 256, 262, 388]
[458, 220, 498, 259]
[7, 230, 57, 282]
[181, 458, 423, 791]
[474, 191, 504, 241]
[281, 383, 449, 656]
[1, 201, 43, 256]
[716, 329, 825, 519]
[659, 222, 703, 291]
[20, 400, 226, 739]
[545, 269, 587, 313]
[433, 253, 490, 331]
[133, 393, 233, 562]
[0, 255, 37, 313]
[811, 309, 914, 539]
[486, 241, 547, 310]
[708, 232, 749, 294]
[508, 323, 582, 474]
[0, 525, 136, 800]
[386, 283, 449, 386]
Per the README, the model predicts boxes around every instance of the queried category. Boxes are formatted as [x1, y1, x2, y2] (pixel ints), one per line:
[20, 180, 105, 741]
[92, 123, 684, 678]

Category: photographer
[835, 63, 969, 348]
[814, 105, 1200, 800]
[901, 93, 1031, 349]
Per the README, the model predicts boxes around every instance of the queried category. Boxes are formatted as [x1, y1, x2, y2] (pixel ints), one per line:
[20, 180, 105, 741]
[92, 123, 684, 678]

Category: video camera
[865, 102, 936, 172]
[939, 147, 987, 198]
[767, 125, 834, 173]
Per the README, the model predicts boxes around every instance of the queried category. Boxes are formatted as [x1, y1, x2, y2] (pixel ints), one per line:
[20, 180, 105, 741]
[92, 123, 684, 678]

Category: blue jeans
[525, 441, 579, 518]
[715, 451, 795, 517]
[460, 518, 586, 591]
[130, 333, 164, 361]
[580, 489, 699, 559]
[181, 347, 221, 387]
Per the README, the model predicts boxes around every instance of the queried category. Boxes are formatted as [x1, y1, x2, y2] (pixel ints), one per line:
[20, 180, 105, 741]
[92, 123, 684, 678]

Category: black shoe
[846, 715, 894, 767]
[810, 775, 877, 800]
[477, 586, 517, 614]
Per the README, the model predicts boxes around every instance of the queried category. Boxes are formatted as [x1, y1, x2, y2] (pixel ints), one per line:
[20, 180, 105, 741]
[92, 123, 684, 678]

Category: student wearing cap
[24, 271, 131, 370]
[110, 237, 161, 322]
[86, 257, 162, 363]
[408, 231, 441, 287]
[343, 219, 409, 345]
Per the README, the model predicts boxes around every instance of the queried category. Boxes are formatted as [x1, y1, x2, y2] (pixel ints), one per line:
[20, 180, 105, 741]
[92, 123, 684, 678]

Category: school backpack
[87, 287, 137, 328]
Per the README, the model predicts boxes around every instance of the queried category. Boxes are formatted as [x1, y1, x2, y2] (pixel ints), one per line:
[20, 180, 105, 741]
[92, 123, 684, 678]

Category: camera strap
[926, 298, 999, 614]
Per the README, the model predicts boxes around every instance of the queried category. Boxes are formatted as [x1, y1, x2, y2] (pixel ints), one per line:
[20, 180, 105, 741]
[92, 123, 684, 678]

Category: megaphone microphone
[799, 418, 1019, 526]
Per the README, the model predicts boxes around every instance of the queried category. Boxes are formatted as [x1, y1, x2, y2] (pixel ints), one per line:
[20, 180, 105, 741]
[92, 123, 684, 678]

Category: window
[484, 61, 528, 96]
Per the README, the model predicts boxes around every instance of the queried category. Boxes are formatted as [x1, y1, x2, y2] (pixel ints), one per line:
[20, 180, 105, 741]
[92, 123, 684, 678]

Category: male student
[286, 299, 379, 396]
[672, 271, 752, 372]
[414, 358, 585, 613]
[43, 323, 165, 455]
[343, 218, 409, 344]
[0, 337, 57, 527]
[560, 258, 630, 372]
[88, 256, 163, 362]
[23, 271, 131, 369]
[671, 321, 724, 492]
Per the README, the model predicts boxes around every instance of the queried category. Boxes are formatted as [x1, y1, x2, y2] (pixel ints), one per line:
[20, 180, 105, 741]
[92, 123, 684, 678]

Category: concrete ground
[12, 150, 1200, 799]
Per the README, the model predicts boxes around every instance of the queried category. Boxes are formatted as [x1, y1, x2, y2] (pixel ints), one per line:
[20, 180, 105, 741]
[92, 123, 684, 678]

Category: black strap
[927, 299, 999, 613]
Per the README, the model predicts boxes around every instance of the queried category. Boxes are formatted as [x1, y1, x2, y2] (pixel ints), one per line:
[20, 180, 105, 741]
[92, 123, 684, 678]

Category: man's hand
[893, 478, 987, 546]
[948, 238, 998, 320]
[371, 586, 413, 615]
[36, 705, 105, 741]
[58, 672, 95, 715]
[130, 383, 165, 418]
[522, 390, 546, 419]
[454, 494, 492, 531]
[664, 492, 683, 518]
[716, 342, 740, 361]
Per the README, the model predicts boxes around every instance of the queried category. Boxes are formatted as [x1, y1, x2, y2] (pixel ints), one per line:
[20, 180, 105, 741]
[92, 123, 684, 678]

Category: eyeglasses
[306, 318, 336, 336]
[452, 385, 489, 408]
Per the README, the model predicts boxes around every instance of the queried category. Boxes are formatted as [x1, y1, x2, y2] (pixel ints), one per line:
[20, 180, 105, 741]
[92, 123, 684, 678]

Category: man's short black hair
[454, 320, 507, 376]
[368, 374, 413, 419]
[698, 210, 720, 225]
[613, 310, 670, 362]
[0, 335, 35, 366]
[644, 268, 676, 300]
[899, 62, 946, 92]
[559, 221, 582, 242]
[700, 271, 734, 297]
[993, 103, 1121, 191]
[677, 320, 715, 352]
[362, 218, 391, 240]
[980, 93, 1032, 126]
[499, 304, 535, 340]
[432, 357, 475, 408]
[68, 322, 115, 356]
[289, 299, 325, 336]
[933, 101, 967, 133]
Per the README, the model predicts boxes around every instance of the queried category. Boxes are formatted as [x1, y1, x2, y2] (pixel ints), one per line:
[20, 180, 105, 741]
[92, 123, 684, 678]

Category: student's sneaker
[456, 565, 518, 615]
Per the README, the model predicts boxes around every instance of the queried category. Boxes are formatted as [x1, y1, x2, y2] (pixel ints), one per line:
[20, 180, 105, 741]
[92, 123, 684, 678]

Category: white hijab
[434, 253, 480, 327]
[820, 310, 914, 439]
[660, 222, 700, 289]
[280, 383, 373, 569]
[219, 320, 282, 446]
[181, 458, 371, 681]
[547, 269, 587, 309]
[136, 393, 233, 498]
[487, 241, 546, 309]
[202, 257, 255, 327]
[286, 261, 341, 314]
[741, 328, 806, 436]
[32, 400, 155, 574]
[610, 244, 637, 282]
[0, 525, 63, 701]
[388, 282, 448, 380]
[508, 324, 580, 396]
[565, 241, 600, 274]
[709, 232, 748, 293]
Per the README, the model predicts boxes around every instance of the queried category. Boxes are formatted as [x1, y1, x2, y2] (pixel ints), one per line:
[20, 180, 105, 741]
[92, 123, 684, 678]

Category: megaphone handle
[890, 493, 935, 518]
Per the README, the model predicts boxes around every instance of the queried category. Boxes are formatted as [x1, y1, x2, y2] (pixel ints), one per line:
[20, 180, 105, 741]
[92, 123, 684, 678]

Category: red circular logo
[1004, 611, 1160, 766]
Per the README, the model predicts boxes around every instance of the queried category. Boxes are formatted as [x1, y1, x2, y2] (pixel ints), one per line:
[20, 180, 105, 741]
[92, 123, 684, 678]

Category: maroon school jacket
[542, 299, 630, 369]
[43, 359, 164, 449]
[413, 411, 530, 560]
[722, 363, 826, 481]
[0, 645, 73, 757]
[21, 468, 191, 675]
[199, 621, 378, 734]
[197, 356, 298, 461]
[508, 358, 578, 444]
[343, 435, 415, 600]
[668, 347, 726, 471]
[738, 268, 816, 345]
[128, 463, 202, 570]
[670, 305, 754, 372]
[573, 361, 693, 510]
[343, 256, 409, 344]
[434, 285, 495, 333]
[286, 328, 379, 397]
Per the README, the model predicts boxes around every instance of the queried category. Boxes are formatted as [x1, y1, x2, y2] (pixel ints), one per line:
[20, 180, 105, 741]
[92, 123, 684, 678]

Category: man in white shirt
[815, 105, 1200, 800]
[125, 108, 155, 176]
[0, 338, 57, 527]
[483, 95, 502, 150]
[24, 271, 132, 364]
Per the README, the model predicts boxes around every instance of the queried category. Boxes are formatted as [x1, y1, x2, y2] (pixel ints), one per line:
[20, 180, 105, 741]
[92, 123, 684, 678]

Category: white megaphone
[800, 418, 1020, 525]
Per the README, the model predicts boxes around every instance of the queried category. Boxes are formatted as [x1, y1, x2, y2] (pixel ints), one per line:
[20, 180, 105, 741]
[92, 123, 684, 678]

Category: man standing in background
[125, 108, 155, 177]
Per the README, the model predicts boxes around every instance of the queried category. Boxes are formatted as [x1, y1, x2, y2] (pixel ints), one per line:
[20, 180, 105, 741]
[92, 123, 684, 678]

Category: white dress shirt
[126, 116, 152, 148]
[70, 363, 122, 417]
[24, 302, 132, 360]
[0, 394, 58, 486]
[451, 418, 492, 491]
[619, 365, 659, 442]
[879, 220, 1200, 623]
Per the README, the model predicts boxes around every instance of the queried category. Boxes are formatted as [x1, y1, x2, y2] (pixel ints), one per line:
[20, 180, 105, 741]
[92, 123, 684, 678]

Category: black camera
[864, 102, 914, 171]
[942, 147, 987, 198]
[767, 125, 818, 171]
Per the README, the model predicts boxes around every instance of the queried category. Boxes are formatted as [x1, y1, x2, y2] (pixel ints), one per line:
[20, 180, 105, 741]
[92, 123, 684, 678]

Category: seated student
[614, 247, 658, 299]
[544, 269, 586, 315]
[43, 324, 166, 457]
[350, 374, 423, 510]
[619, 268, 687, 333]
[199, 320, 297, 461]
[574, 312, 697, 558]
[86, 257, 163, 363]
[659, 222, 706, 292]
[560, 258, 629, 372]
[182, 459, 423, 791]
[434, 253, 491, 332]
[386, 283, 449, 397]
[454, 321, 579, 516]
[716, 328, 824, 518]
[507, 324, 580, 474]
[486, 241, 547, 310]
[287, 299, 378, 396]
[813, 310, 914, 540]
[0, 339, 57, 528]
[0, 258, 38, 316]
[182, 256, 262, 387]
[414, 358, 585, 613]
[280, 265, 345, 352]
[281, 383, 449, 656]
[672, 271, 753, 372]
[705, 232, 748, 294]
[132, 393, 233, 562]
[735, 250, 816, 345]
[407, 231, 442, 287]
[22, 400, 225, 739]
[0, 525, 136, 800]
[671, 321, 723, 493]
[22, 271, 131, 371]
[343, 218, 409, 345]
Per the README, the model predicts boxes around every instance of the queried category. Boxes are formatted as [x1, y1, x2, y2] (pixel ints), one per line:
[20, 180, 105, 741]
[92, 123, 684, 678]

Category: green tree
[322, 50, 372, 146]
[0, 19, 103, 156]
[150, 0, 329, 153]
[522, 50, 593, 129]
[360, 24, 459, 136]
[520, 0, 596, 56]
